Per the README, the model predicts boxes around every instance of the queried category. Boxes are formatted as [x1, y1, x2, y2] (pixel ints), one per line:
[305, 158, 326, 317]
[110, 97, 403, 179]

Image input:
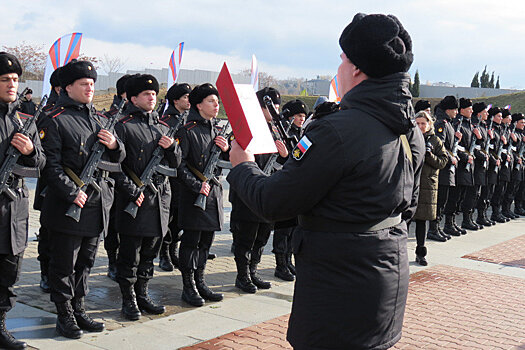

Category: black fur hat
[472, 102, 488, 115]
[116, 74, 131, 96]
[512, 113, 524, 123]
[488, 106, 502, 116]
[59, 59, 97, 88]
[459, 98, 473, 109]
[125, 74, 159, 98]
[439, 96, 458, 110]
[339, 13, 413, 78]
[189, 83, 219, 109]
[256, 87, 281, 108]
[167, 83, 192, 105]
[282, 99, 309, 118]
[414, 100, 431, 113]
[0, 52, 22, 77]
[50, 67, 61, 88]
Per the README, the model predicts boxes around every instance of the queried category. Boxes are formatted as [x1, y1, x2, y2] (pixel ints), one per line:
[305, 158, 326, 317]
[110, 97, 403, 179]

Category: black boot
[158, 243, 174, 272]
[415, 246, 428, 266]
[107, 253, 118, 282]
[40, 275, 50, 293]
[249, 261, 271, 290]
[461, 211, 478, 230]
[169, 241, 179, 269]
[72, 297, 104, 332]
[436, 217, 451, 240]
[476, 208, 492, 227]
[502, 203, 517, 219]
[195, 268, 223, 301]
[55, 301, 83, 339]
[491, 205, 508, 223]
[452, 214, 467, 235]
[274, 253, 294, 281]
[443, 215, 461, 237]
[0, 311, 26, 349]
[427, 220, 446, 242]
[135, 279, 165, 315]
[120, 284, 141, 321]
[181, 269, 205, 306]
[286, 253, 296, 275]
[515, 203, 525, 216]
[235, 261, 257, 293]
[485, 202, 497, 225]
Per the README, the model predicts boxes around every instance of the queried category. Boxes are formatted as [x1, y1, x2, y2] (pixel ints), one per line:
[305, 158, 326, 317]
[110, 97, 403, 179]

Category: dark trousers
[504, 179, 521, 206]
[477, 184, 494, 209]
[161, 208, 181, 247]
[414, 220, 426, 248]
[37, 225, 50, 276]
[272, 227, 295, 255]
[179, 230, 215, 270]
[516, 181, 525, 207]
[48, 231, 99, 303]
[104, 206, 119, 262]
[444, 185, 467, 215]
[436, 185, 450, 218]
[117, 235, 162, 288]
[0, 253, 23, 312]
[232, 221, 272, 264]
[491, 182, 508, 206]
[461, 185, 480, 212]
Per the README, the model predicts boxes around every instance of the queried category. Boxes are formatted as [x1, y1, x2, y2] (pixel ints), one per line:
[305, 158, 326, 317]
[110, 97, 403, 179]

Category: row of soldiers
[414, 96, 525, 245]
[0, 51, 311, 348]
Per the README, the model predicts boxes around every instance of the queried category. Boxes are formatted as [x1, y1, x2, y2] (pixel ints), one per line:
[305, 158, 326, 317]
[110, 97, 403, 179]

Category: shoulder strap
[400, 134, 413, 163]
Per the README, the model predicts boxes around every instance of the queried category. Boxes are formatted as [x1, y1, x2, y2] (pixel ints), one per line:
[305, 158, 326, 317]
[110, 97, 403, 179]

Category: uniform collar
[127, 103, 159, 125]
[56, 93, 94, 112]
[187, 108, 211, 125]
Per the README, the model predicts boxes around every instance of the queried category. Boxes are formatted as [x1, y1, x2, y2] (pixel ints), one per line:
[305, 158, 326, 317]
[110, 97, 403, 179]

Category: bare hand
[473, 128, 482, 139]
[11, 133, 34, 155]
[158, 135, 174, 149]
[496, 159, 501, 166]
[455, 131, 462, 141]
[511, 132, 517, 143]
[214, 136, 229, 152]
[73, 190, 87, 208]
[229, 140, 255, 167]
[200, 182, 210, 196]
[519, 158, 523, 164]
[275, 140, 288, 158]
[501, 135, 507, 145]
[98, 129, 117, 150]
[135, 192, 145, 206]
[488, 129, 494, 139]
[468, 155, 474, 164]
[451, 157, 458, 166]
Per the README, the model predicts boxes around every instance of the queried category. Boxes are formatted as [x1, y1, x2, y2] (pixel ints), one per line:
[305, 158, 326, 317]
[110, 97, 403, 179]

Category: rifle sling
[186, 163, 208, 182]
[122, 164, 144, 188]
[63, 167, 85, 188]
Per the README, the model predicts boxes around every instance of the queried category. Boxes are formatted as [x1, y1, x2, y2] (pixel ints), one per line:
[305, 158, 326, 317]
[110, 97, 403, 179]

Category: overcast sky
[3, 0, 525, 88]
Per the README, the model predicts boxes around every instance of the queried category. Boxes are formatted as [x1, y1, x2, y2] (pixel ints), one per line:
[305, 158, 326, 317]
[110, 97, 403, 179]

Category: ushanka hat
[167, 83, 192, 104]
[59, 59, 97, 88]
[189, 83, 219, 109]
[414, 100, 431, 113]
[125, 74, 159, 98]
[282, 99, 309, 118]
[256, 87, 281, 108]
[339, 13, 413, 78]
[472, 102, 488, 115]
[459, 98, 473, 109]
[50, 67, 61, 88]
[439, 96, 458, 110]
[116, 74, 132, 96]
[0, 52, 22, 77]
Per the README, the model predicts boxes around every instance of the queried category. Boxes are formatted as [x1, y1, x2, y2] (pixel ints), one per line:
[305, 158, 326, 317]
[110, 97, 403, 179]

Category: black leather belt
[298, 214, 402, 233]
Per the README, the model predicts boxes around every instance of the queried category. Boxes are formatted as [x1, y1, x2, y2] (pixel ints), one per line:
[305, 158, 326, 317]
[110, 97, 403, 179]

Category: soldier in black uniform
[512, 114, 525, 215]
[104, 73, 131, 282]
[500, 111, 519, 219]
[19, 89, 36, 116]
[175, 83, 227, 307]
[430, 96, 462, 240]
[230, 87, 288, 293]
[228, 13, 425, 349]
[472, 102, 494, 227]
[41, 59, 125, 339]
[271, 99, 308, 281]
[0, 52, 46, 350]
[502, 113, 523, 218]
[157, 82, 191, 272]
[34, 67, 63, 293]
[113, 74, 180, 320]
[488, 108, 509, 223]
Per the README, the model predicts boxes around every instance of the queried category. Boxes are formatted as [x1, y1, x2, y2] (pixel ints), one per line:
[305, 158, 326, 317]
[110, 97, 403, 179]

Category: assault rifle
[0, 95, 48, 200]
[506, 124, 517, 169]
[515, 136, 524, 171]
[482, 119, 493, 169]
[449, 115, 464, 174]
[193, 121, 232, 211]
[123, 112, 184, 218]
[465, 122, 479, 172]
[65, 99, 126, 222]
[494, 124, 508, 174]
[156, 99, 166, 115]
[263, 96, 298, 153]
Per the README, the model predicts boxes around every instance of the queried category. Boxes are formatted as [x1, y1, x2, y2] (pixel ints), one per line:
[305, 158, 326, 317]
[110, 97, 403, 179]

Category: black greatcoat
[455, 117, 475, 186]
[113, 104, 181, 237]
[434, 107, 456, 186]
[0, 102, 46, 255]
[500, 126, 513, 183]
[488, 124, 503, 185]
[227, 72, 425, 350]
[473, 117, 490, 186]
[40, 94, 125, 237]
[175, 109, 226, 232]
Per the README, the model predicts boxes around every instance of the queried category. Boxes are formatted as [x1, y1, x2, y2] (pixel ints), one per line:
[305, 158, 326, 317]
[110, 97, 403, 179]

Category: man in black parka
[227, 13, 425, 350]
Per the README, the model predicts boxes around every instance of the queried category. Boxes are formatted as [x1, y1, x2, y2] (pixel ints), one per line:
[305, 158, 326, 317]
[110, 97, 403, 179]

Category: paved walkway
[5, 184, 525, 349]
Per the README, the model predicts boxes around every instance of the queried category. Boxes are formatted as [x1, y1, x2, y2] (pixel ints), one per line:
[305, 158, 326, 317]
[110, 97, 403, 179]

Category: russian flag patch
[292, 135, 312, 160]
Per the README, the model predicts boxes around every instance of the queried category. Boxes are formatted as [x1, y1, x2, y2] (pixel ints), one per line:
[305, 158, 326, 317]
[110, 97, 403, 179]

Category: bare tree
[78, 54, 100, 69]
[2, 42, 46, 81]
[100, 54, 127, 74]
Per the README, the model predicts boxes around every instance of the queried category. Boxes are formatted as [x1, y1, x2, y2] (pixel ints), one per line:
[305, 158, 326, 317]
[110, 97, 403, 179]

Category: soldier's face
[493, 113, 502, 124]
[460, 106, 473, 118]
[197, 95, 219, 120]
[132, 90, 157, 112]
[0, 73, 19, 103]
[517, 119, 525, 130]
[25, 93, 32, 100]
[292, 113, 306, 128]
[174, 93, 190, 111]
[480, 109, 488, 121]
[445, 109, 458, 119]
[503, 116, 512, 125]
[66, 78, 94, 104]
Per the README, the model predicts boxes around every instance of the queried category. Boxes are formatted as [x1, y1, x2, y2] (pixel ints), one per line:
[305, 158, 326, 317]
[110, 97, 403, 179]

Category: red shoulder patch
[97, 112, 109, 119]
[16, 111, 32, 119]
[158, 119, 169, 127]
[119, 115, 134, 123]
[183, 121, 197, 131]
[51, 109, 66, 119]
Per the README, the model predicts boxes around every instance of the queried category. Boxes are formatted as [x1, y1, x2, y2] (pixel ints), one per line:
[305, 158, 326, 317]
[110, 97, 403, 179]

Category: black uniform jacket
[161, 105, 188, 210]
[40, 93, 125, 237]
[0, 102, 46, 255]
[19, 97, 36, 116]
[434, 107, 457, 186]
[175, 108, 227, 232]
[488, 123, 504, 185]
[512, 128, 524, 182]
[227, 72, 425, 350]
[113, 104, 181, 237]
[499, 124, 512, 183]
[455, 116, 475, 186]
[473, 117, 490, 186]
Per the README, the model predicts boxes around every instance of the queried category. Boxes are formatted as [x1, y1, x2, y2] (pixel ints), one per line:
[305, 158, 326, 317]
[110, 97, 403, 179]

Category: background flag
[328, 74, 341, 103]
[167, 42, 184, 89]
[250, 54, 258, 91]
[42, 33, 83, 97]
